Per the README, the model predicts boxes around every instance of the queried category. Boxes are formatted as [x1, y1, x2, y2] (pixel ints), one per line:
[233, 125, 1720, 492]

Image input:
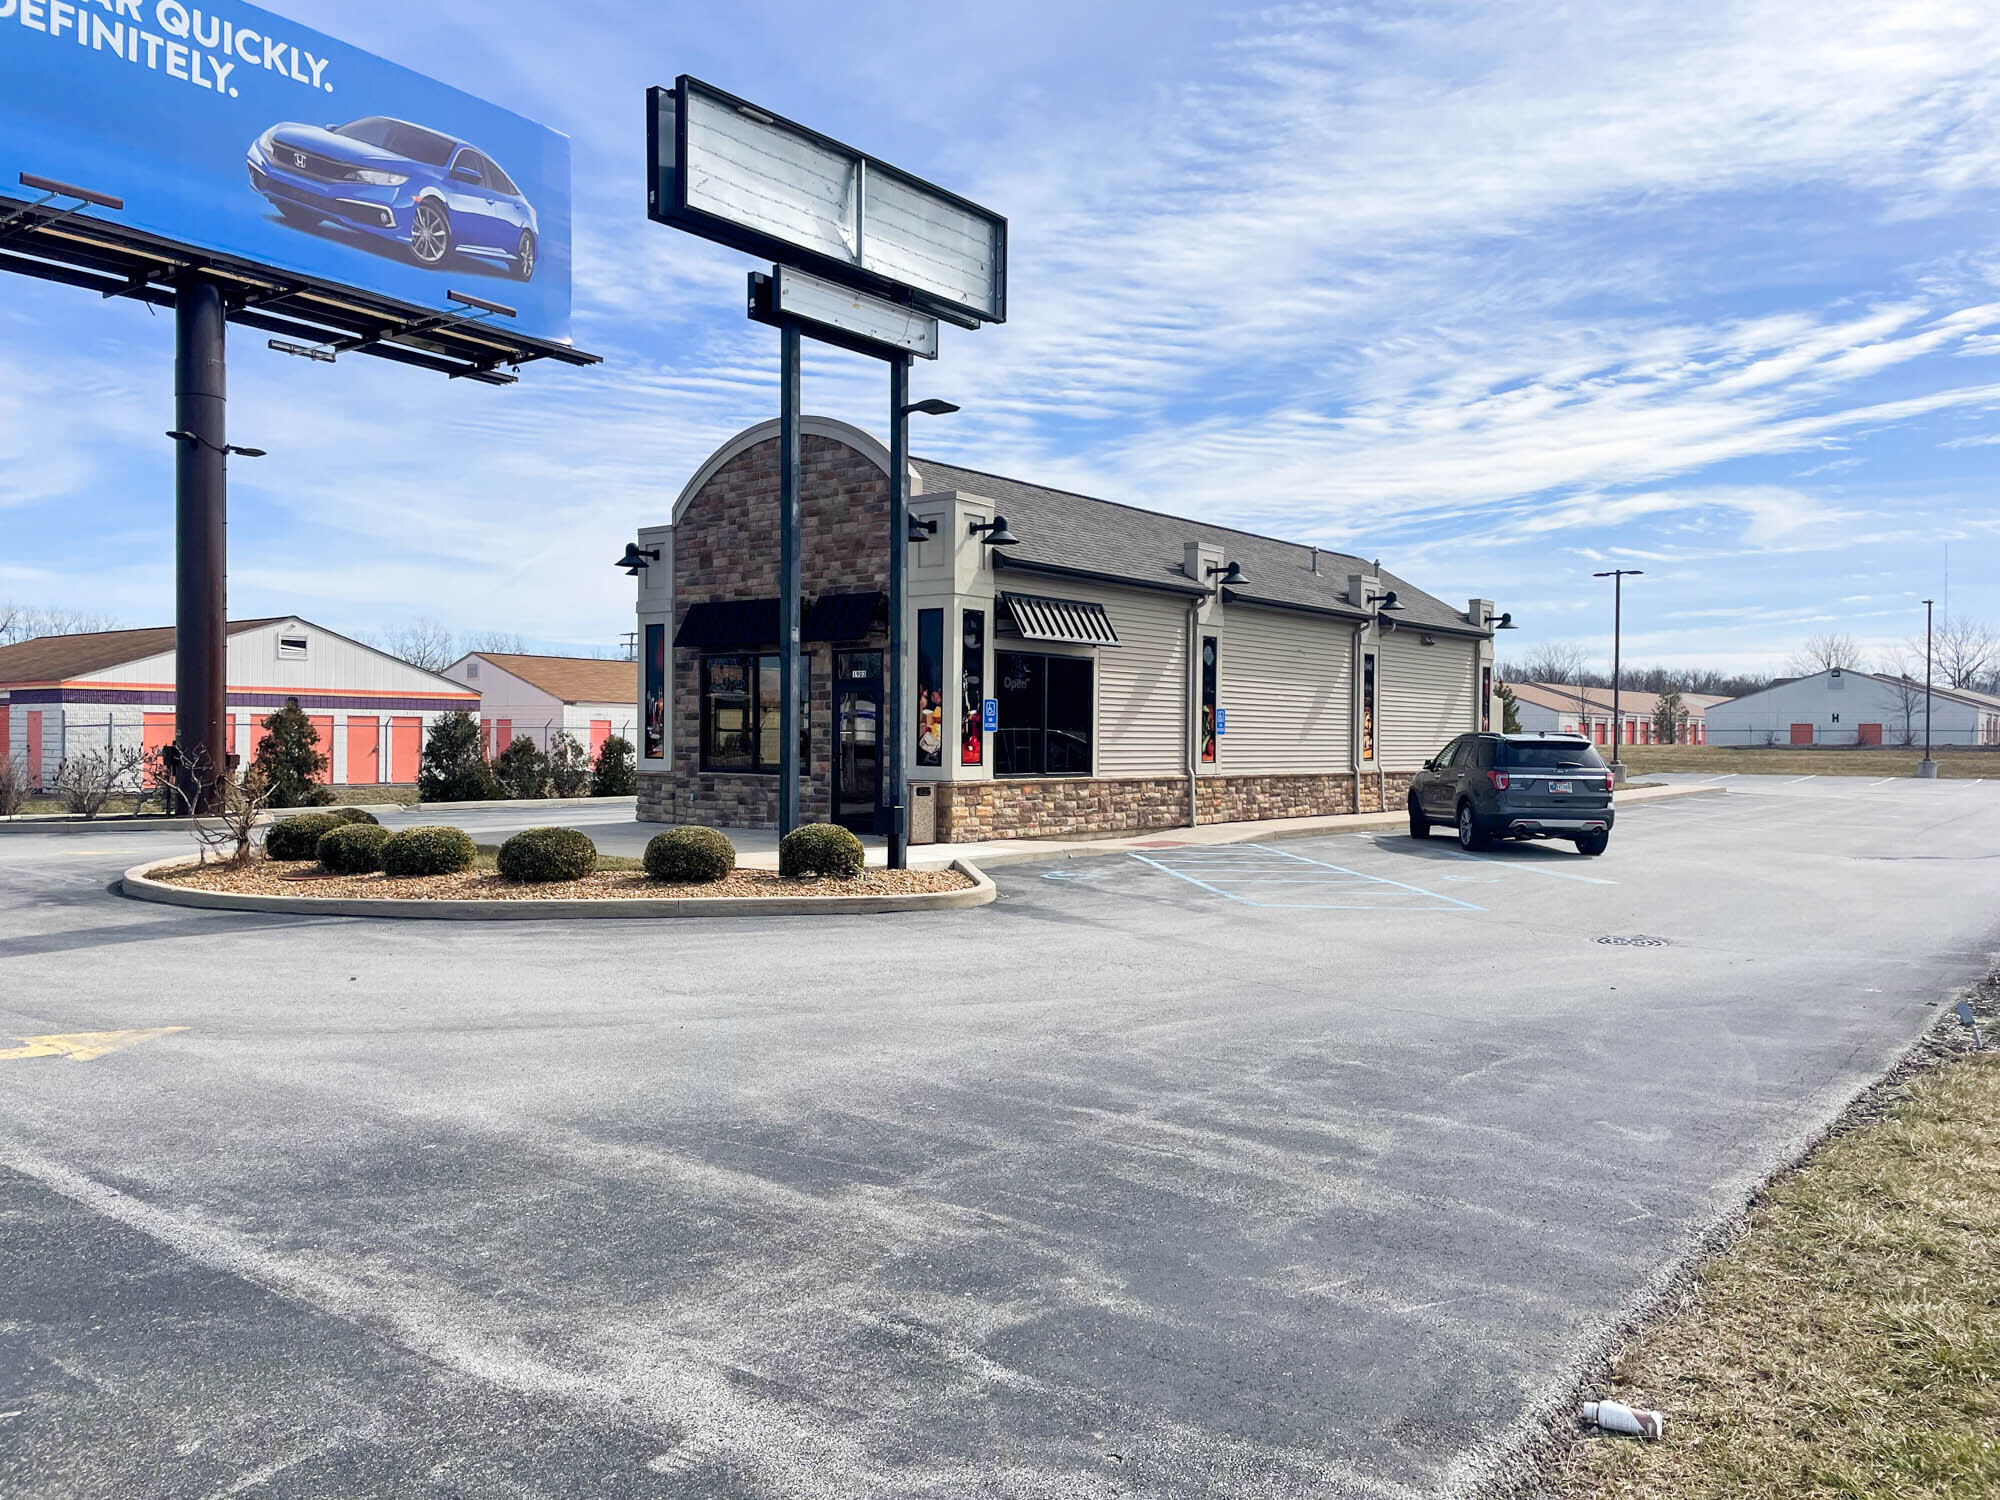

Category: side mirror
[451, 164, 482, 184]
[1422, 759, 1435, 771]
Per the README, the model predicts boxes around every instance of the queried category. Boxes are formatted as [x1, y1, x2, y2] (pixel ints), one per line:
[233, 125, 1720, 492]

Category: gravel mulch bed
[150, 858, 973, 901]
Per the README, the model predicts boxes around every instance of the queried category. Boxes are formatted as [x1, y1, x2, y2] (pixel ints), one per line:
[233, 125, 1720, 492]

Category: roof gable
[0, 618, 285, 686]
[467, 653, 635, 705]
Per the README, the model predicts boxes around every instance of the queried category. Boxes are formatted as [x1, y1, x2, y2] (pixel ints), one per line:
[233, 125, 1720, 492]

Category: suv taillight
[1486, 770, 1510, 790]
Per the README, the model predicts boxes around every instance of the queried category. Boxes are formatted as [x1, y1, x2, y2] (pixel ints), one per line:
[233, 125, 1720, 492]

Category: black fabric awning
[998, 592, 1121, 646]
[804, 592, 884, 642]
[674, 598, 779, 649]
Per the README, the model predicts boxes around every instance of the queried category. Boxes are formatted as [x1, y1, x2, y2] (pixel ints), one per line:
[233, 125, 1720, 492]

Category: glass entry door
[833, 652, 883, 834]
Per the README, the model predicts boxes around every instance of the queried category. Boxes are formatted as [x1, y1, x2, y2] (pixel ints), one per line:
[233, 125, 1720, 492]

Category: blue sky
[4, 0, 1998, 675]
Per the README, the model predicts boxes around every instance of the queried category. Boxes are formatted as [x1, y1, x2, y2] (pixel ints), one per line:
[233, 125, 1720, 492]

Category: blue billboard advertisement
[0, 0, 573, 343]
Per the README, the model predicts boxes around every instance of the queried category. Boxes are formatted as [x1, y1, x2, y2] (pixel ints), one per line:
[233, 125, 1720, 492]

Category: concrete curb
[119, 855, 996, 921]
[413, 795, 638, 813]
[923, 781, 1723, 871]
[0, 805, 406, 837]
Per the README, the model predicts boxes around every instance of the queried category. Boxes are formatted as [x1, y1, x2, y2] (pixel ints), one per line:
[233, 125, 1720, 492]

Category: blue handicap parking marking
[1127, 843, 1481, 911]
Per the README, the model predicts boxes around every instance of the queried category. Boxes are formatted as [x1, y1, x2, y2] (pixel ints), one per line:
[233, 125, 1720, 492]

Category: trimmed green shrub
[252, 698, 336, 807]
[417, 711, 501, 803]
[380, 824, 477, 877]
[264, 810, 345, 861]
[330, 807, 381, 827]
[643, 827, 736, 884]
[591, 734, 636, 796]
[547, 731, 591, 798]
[317, 822, 394, 874]
[496, 826, 598, 884]
[779, 822, 865, 880]
[493, 736, 551, 800]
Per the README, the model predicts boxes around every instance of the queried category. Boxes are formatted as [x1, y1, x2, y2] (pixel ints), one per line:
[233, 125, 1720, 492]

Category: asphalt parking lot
[3, 777, 1998, 1498]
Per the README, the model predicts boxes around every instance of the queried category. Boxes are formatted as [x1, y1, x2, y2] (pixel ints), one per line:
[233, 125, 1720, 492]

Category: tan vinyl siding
[1215, 606, 1354, 774]
[998, 578, 1189, 777]
[1378, 631, 1477, 767]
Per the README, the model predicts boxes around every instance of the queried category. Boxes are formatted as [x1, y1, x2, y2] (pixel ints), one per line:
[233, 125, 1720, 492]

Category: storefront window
[916, 610, 943, 768]
[961, 609, 986, 766]
[995, 650, 1094, 777]
[701, 653, 808, 774]
[1201, 635, 1218, 764]
[1361, 651, 1377, 762]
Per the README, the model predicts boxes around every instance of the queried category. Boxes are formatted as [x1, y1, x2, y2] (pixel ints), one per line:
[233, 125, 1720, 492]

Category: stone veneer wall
[934, 770, 1419, 842]
[642, 433, 891, 827]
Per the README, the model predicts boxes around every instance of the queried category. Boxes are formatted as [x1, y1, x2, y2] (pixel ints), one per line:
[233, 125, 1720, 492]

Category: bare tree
[190, 761, 274, 867]
[1784, 631, 1863, 676]
[0, 603, 120, 647]
[52, 746, 143, 820]
[360, 618, 458, 672]
[461, 630, 528, 655]
[0, 754, 26, 818]
[1508, 641, 1594, 723]
[1931, 615, 1997, 691]
[1878, 651, 1925, 746]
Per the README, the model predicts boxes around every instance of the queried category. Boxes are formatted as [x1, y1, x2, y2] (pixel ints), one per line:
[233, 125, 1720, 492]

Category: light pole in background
[1594, 569, 1643, 784]
[886, 373, 960, 869]
[1919, 598, 1937, 779]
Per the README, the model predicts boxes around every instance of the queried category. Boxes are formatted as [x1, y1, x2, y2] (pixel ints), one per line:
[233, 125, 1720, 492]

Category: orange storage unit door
[496, 718, 513, 752]
[1790, 722, 1814, 745]
[390, 717, 422, 783]
[347, 718, 381, 784]
[142, 713, 176, 784]
[1857, 722, 1883, 746]
[589, 719, 611, 757]
[308, 717, 335, 781]
[26, 711, 43, 788]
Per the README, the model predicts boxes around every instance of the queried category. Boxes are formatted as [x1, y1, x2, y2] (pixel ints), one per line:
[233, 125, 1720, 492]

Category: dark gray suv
[1408, 732, 1615, 855]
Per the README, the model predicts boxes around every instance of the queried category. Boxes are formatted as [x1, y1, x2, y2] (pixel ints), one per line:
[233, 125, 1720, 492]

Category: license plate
[1551, 779, 1573, 795]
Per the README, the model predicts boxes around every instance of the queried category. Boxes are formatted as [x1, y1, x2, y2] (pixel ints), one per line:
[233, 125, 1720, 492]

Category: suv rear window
[1501, 741, 1606, 770]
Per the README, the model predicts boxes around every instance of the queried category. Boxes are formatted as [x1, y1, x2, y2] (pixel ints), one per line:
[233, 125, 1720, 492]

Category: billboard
[0, 0, 572, 343]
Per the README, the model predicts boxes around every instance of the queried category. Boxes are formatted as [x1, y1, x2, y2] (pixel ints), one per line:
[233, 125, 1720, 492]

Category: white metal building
[0, 617, 478, 789]
[1704, 669, 2000, 747]
[441, 652, 638, 760]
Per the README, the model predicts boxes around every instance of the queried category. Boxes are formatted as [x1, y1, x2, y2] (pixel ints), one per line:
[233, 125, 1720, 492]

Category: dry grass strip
[1551, 1047, 2000, 1499]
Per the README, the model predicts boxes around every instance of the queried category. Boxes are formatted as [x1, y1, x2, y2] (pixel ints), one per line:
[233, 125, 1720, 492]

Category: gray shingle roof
[910, 458, 1485, 637]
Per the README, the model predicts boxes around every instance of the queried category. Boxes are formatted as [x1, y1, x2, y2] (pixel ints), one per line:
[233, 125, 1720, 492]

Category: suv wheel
[1574, 831, 1610, 857]
[1456, 801, 1488, 851]
[1408, 797, 1429, 840]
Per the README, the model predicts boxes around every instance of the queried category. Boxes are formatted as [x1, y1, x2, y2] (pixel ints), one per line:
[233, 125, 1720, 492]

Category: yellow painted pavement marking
[0, 1027, 187, 1062]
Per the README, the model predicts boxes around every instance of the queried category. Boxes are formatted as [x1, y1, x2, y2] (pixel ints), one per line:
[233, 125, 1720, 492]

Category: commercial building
[0, 617, 477, 789]
[1506, 681, 1725, 745]
[441, 652, 637, 760]
[630, 418, 1505, 842]
[1705, 669, 2000, 747]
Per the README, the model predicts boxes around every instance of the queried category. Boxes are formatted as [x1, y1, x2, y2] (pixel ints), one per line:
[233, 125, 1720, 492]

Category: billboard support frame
[0, 180, 599, 811]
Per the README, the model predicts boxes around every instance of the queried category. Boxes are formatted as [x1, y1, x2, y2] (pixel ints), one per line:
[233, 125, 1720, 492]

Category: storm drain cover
[1596, 934, 1671, 947]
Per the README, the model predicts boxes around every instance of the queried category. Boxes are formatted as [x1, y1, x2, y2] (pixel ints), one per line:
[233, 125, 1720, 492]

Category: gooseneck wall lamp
[616, 542, 661, 576]
[1493, 611, 1517, 630]
[906, 515, 938, 542]
[1206, 560, 1247, 587]
[968, 514, 1020, 547]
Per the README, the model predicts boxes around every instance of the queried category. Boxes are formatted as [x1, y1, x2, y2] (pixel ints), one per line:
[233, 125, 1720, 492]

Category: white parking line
[1355, 834, 1617, 885]
[1871, 778, 1899, 786]
[1701, 772, 1738, 783]
[1787, 775, 1815, 784]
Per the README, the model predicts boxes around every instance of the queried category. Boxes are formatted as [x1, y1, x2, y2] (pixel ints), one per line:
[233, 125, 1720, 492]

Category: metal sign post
[778, 321, 804, 837]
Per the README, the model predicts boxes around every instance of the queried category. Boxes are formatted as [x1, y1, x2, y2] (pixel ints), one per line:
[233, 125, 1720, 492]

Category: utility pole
[1593, 569, 1643, 785]
[1919, 598, 1937, 779]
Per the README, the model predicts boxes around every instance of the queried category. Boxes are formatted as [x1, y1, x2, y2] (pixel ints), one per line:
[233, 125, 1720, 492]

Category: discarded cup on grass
[1582, 1400, 1664, 1439]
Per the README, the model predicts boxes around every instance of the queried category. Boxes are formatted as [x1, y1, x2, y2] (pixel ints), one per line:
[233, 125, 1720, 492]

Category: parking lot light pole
[1920, 598, 1937, 779]
[1593, 569, 1643, 785]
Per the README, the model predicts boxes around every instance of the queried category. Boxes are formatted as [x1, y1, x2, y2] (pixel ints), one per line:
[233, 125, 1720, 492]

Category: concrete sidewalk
[715, 780, 1718, 871]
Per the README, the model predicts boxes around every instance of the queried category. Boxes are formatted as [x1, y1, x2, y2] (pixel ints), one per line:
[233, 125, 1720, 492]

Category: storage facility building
[441, 652, 637, 760]
[1705, 669, 2000, 747]
[1506, 682, 1725, 745]
[629, 418, 1505, 842]
[0, 617, 478, 789]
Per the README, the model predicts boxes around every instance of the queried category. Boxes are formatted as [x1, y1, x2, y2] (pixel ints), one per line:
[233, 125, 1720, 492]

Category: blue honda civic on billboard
[248, 116, 541, 281]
